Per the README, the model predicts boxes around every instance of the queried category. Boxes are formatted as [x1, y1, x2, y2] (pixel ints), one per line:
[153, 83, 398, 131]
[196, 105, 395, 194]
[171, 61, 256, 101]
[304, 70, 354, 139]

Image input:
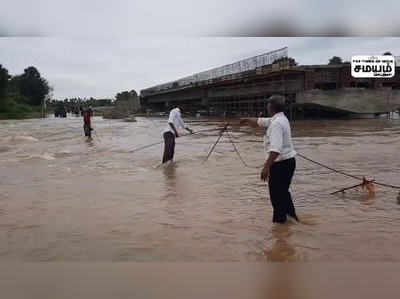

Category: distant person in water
[240, 95, 299, 224]
[83, 107, 93, 139]
[162, 107, 193, 164]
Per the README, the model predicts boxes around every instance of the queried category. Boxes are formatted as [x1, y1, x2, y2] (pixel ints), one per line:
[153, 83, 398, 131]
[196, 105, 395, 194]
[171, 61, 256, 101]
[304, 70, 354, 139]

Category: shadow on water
[162, 162, 177, 190]
[85, 137, 95, 147]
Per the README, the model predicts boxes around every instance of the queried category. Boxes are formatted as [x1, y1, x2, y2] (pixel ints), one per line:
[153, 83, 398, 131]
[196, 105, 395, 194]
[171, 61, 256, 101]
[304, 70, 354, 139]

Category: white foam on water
[22, 153, 56, 161]
[40, 153, 56, 161]
[2, 135, 39, 143]
[40, 153, 56, 160]
[154, 160, 175, 169]
[152, 162, 163, 169]
[54, 149, 75, 158]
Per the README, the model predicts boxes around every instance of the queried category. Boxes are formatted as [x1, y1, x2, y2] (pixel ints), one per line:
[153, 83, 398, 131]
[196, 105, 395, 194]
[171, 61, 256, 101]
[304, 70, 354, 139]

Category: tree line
[273, 52, 394, 67]
[50, 90, 140, 111]
[48, 97, 114, 113]
[328, 52, 393, 65]
[0, 65, 51, 115]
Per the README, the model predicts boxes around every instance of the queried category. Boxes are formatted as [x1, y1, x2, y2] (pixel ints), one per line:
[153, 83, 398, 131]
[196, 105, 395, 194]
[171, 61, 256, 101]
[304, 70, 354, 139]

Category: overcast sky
[1, 0, 400, 99]
[1, 0, 400, 37]
[1, 37, 399, 99]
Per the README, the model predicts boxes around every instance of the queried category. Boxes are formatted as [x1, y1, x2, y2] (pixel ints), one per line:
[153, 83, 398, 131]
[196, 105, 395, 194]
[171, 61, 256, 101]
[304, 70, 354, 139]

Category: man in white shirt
[162, 107, 193, 163]
[240, 95, 299, 223]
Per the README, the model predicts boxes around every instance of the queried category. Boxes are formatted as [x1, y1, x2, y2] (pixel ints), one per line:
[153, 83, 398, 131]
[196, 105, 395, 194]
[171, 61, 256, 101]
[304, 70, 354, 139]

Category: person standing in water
[83, 107, 93, 139]
[240, 95, 299, 224]
[162, 107, 193, 164]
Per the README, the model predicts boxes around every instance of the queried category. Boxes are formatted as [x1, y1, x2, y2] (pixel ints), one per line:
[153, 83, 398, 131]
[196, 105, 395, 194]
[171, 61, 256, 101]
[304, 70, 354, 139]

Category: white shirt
[257, 112, 296, 162]
[163, 108, 185, 136]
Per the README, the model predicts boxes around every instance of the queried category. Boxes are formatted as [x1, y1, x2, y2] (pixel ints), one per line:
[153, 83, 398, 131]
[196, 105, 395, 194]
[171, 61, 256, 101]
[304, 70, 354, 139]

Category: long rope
[128, 127, 223, 153]
[224, 129, 400, 190]
[225, 131, 262, 169]
[296, 153, 400, 190]
[296, 153, 362, 181]
[371, 181, 400, 189]
[202, 124, 229, 163]
[330, 180, 376, 195]
[129, 140, 164, 153]
[126, 124, 400, 190]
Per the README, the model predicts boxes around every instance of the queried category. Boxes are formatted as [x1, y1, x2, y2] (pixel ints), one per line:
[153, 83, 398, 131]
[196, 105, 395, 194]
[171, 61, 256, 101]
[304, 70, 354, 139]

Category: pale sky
[1, 0, 400, 99]
[1, 0, 400, 37]
[1, 37, 399, 99]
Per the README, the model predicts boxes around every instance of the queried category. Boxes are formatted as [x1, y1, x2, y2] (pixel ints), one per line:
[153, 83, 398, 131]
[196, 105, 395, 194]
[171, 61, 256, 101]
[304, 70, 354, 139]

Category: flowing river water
[1, 115, 400, 261]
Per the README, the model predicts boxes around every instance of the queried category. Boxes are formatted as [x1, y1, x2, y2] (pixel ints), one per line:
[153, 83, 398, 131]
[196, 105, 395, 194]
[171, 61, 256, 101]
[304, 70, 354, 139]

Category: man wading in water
[162, 107, 193, 164]
[240, 95, 299, 223]
[83, 107, 93, 139]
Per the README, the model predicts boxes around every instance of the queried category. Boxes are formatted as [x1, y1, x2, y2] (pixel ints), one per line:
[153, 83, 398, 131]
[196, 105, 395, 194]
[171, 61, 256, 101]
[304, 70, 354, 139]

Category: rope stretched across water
[202, 123, 229, 163]
[296, 153, 400, 190]
[129, 140, 164, 153]
[127, 124, 400, 190]
[224, 129, 400, 190]
[128, 127, 223, 153]
[296, 153, 361, 181]
[225, 130, 262, 169]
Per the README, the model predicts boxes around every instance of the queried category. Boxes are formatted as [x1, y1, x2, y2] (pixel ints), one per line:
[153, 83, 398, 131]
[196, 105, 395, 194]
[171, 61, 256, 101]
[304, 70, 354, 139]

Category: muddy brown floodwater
[1, 115, 400, 261]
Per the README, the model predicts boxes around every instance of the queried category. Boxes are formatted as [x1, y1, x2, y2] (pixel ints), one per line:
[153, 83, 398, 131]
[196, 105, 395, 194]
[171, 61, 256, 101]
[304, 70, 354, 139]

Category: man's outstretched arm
[239, 118, 259, 127]
[240, 117, 272, 128]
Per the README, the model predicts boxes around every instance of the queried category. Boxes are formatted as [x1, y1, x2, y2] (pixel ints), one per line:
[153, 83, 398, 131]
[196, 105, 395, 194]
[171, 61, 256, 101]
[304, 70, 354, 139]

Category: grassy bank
[0, 99, 43, 120]
[0, 111, 42, 120]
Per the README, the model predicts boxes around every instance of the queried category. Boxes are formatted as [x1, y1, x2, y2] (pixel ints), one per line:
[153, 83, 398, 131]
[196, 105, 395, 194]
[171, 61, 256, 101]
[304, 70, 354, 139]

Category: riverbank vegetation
[0, 64, 50, 119]
[49, 89, 141, 119]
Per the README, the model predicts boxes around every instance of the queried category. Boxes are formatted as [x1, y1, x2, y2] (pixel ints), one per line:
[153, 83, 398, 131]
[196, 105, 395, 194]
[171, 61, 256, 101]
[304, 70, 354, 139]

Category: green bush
[3, 98, 32, 113]
[0, 95, 41, 119]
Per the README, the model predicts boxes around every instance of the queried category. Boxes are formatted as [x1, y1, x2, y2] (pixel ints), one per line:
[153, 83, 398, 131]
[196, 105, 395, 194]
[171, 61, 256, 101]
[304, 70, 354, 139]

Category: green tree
[0, 64, 9, 97]
[115, 90, 140, 113]
[16, 66, 50, 106]
[273, 57, 297, 67]
[328, 56, 343, 65]
[0, 64, 10, 111]
[115, 91, 130, 102]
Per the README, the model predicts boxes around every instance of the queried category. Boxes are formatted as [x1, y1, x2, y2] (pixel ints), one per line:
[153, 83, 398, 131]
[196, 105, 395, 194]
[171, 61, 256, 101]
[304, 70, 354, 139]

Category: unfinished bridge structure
[140, 48, 400, 118]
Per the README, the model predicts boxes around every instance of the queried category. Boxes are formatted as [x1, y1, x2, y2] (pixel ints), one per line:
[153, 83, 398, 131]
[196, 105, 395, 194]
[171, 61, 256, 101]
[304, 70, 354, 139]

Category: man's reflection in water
[162, 162, 177, 197]
[261, 224, 310, 299]
[264, 223, 296, 262]
[161, 162, 190, 230]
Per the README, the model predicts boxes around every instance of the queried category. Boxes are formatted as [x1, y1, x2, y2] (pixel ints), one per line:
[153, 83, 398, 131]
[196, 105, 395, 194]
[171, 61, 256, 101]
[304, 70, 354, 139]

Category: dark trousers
[162, 132, 175, 163]
[84, 124, 91, 138]
[268, 157, 298, 223]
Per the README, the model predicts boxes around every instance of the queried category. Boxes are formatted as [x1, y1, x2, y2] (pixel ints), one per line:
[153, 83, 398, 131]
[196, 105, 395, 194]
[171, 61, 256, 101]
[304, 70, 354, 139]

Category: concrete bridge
[296, 88, 400, 115]
[140, 63, 400, 118]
